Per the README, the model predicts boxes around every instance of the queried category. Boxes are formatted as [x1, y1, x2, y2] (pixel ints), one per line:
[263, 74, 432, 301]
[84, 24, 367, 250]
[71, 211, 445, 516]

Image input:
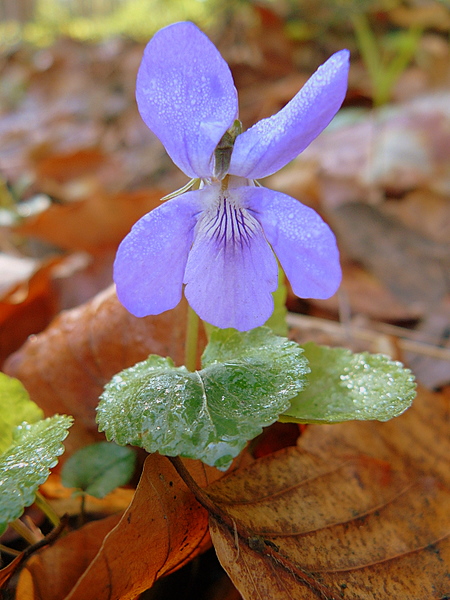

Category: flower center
[199, 191, 259, 250]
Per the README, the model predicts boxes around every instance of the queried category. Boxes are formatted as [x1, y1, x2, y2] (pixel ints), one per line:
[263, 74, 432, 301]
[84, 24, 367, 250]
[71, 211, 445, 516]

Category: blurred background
[1, 0, 450, 386]
[1, 3, 450, 598]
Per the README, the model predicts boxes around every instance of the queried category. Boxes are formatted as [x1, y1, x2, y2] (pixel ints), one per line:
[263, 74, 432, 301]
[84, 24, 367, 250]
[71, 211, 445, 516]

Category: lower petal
[114, 193, 202, 317]
[184, 190, 278, 331]
[242, 187, 341, 299]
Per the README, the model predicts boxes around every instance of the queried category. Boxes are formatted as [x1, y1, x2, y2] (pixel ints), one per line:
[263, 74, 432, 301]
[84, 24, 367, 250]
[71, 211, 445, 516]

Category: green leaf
[0, 415, 73, 535]
[61, 442, 136, 498]
[0, 373, 43, 453]
[97, 328, 308, 470]
[280, 343, 416, 424]
[264, 265, 288, 337]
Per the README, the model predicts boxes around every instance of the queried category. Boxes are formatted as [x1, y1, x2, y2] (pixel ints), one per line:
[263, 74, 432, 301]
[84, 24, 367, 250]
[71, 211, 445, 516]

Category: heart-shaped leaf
[97, 328, 308, 469]
[281, 342, 416, 424]
[61, 442, 136, 498]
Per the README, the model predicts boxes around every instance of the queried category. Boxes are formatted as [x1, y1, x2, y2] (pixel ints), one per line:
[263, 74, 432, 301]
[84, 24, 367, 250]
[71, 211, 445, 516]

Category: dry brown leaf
[405, 300, 450, 389]
[15, 513, 122, 600]
[43, 453, 221, 600]
[15, 188, 164, 253]
[384, 190, 450, 246]
[206, 387, 450, 599]
[0, 257, 60, 365]
[299, 94, 450, 204]
[301, 386, 450, 488]
[301, 262, 422, 322]
[0, 553, 26, 589]
[34, 148, 107, 185]
[331, 202, 450, 310]
[3, 286, 201, 454]
[39, 473, 135, 518]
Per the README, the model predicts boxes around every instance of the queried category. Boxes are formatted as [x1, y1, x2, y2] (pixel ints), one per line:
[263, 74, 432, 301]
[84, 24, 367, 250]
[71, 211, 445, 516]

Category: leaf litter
[1, 2, 450, 598]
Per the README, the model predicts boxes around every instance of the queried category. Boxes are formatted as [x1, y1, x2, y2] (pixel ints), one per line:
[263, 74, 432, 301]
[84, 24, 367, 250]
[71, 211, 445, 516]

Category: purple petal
[229, 50, 350, 179]
[243, 187, 341, 298]
[136, 22, 238, 179]
[114, 193, 202, 317]
[184, 186, 278, 331]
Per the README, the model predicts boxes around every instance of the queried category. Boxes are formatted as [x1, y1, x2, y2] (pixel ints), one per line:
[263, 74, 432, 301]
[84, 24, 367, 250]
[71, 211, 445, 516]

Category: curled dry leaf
[16, 453, 223, 600]
[207, 386, 450, 599]
[64, 454, 222, 600]
[15, 188, 164, 253]
[4, 286, 199, 453]
[0, 256, 61, 365]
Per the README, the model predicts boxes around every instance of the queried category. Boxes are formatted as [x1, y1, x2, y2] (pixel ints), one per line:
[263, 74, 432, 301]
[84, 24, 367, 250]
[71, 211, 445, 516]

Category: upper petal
[229, 50, 350, 179]
[136, 22, 238, 179]
[184, 186, 278, 331]
[243, 187, 341, 298]
[114, 193, 202, 317]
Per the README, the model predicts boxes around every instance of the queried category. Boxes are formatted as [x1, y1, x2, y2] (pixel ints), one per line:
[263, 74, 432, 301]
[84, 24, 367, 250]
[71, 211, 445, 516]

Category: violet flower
[115, 22, 349, 331]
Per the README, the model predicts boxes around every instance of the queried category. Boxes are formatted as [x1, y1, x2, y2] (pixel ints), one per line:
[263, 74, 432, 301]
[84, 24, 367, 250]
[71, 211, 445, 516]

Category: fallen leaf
[383, 190, 450, 246]
[3, 286, 203, 454]
[20, 453, 222, 600]
[297, 94, 450, 206]
[40, 472, 135, 518]
[301, 385, 450, 487]
[405, 301, 450, 389]
[0, 256, 60, 366]
[331, 202, 450, 310]
[15, 513, 121, 600]
[34, 148, 107, 185]
[303, 262, 422, 321]
[0, 553, 26, 589]
[15, 188, 165, 253]
[207, 386, 450, 599]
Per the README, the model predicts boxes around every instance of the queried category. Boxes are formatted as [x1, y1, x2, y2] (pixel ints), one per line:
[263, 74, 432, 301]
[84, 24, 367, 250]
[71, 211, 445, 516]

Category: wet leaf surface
[98, 329, 307, 469]
[282, 342, 415, 423]
[0, 415, 73, 535]
[3, 287, 200, 454]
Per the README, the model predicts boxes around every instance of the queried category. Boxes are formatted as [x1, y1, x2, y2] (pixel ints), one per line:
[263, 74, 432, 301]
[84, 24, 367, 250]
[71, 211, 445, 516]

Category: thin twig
[286, 313, 450, 361]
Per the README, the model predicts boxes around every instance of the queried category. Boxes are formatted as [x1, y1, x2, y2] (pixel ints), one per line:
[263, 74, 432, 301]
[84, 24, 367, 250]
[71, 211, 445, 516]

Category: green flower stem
[34, 491, 60, 528]
[184, 305, 200, 372]
[9, 518, 40, 545]
[0, 543, 21, 556]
